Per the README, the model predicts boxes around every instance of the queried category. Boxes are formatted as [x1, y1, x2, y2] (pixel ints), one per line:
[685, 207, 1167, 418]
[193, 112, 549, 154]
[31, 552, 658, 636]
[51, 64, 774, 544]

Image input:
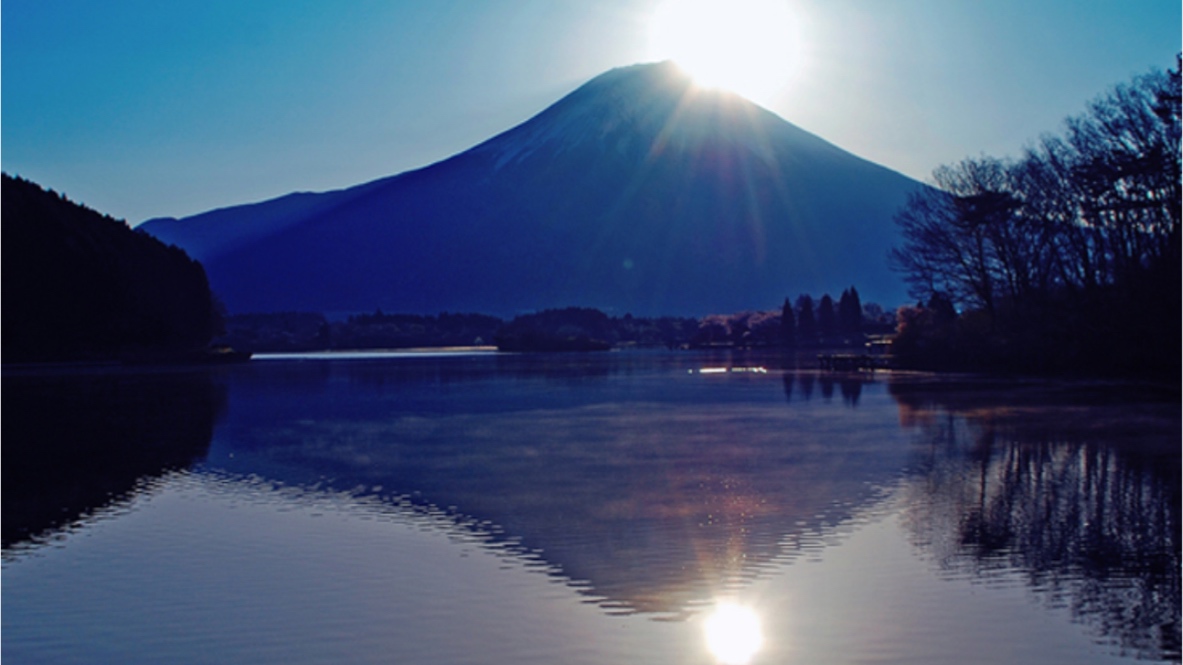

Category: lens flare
[704, 602, 764, 664]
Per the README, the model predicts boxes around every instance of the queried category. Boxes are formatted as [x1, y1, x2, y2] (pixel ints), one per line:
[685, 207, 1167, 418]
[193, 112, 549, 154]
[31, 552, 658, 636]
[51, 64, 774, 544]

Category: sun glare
[703, 602, 764, 665]
[648, 0, 800, 104]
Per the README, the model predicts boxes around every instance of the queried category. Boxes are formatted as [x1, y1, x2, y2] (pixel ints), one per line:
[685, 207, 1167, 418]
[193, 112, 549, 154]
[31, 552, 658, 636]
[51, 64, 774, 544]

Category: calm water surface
[3, 351, 1179, 664]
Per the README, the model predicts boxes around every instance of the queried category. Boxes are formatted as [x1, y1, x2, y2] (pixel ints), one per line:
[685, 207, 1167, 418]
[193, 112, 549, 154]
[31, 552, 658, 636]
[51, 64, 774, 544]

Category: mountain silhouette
[142, 61, 923, 315]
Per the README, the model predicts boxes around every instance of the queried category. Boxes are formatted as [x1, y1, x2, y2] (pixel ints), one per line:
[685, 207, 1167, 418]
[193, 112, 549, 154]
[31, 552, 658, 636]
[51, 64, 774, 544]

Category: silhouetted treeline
[343, 311, 503, 349]
[217, 312, 332, 352]
[216, 311, 499, 352]
[218, 296, 898, 352]
[1, 174, 220, 363]
[495, 308, 701, 351]
[890, 59, 1181, 378]
[495, 307, 614, 351]
[215, 308, 700, 352]
[694, 287, 893, 348]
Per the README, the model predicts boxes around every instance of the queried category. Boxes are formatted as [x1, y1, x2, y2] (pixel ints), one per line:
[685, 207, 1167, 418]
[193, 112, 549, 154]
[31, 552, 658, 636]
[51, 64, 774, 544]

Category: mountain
[142, 61, 923, 316]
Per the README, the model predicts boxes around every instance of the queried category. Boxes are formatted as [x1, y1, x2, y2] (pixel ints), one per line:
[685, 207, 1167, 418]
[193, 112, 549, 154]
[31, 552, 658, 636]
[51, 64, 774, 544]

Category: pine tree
[795, 295, 816, 343]
[818, 294, 836, 338]
[779, 297, 796, 346]
[839, 287, 863, 334]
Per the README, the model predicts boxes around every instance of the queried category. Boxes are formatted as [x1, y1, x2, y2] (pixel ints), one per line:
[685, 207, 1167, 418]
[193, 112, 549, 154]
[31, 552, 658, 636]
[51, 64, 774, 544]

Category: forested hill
[2, 173, 220, 363]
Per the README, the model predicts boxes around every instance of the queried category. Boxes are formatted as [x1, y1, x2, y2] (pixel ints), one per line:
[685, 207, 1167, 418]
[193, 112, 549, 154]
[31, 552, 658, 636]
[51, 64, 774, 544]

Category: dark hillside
[2, 173, 220, 362]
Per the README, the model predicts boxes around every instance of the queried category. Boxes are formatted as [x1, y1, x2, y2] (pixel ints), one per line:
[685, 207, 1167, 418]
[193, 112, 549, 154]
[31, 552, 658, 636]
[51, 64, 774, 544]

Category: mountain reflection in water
[2, 355, 1178, 663]
[205, 355, 906, 618]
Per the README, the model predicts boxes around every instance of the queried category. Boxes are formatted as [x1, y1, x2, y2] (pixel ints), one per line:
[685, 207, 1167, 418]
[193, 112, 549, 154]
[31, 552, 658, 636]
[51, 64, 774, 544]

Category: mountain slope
[142, 62, 922, 315]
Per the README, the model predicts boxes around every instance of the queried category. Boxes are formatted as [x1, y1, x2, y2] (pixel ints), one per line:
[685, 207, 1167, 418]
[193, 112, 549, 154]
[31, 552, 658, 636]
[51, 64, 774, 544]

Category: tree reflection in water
[781, 371, 868, 407]
[2, 368, 224, 548]
[890, 378, 1180, 661]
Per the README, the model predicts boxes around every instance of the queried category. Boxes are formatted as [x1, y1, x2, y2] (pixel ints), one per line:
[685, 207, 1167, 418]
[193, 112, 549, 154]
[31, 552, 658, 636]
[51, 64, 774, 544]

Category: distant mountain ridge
[142, 61, 923, 316]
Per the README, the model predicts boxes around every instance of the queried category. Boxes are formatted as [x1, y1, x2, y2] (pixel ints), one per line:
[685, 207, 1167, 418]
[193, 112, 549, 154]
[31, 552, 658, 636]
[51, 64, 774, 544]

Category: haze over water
[3, 351, 1178, 664]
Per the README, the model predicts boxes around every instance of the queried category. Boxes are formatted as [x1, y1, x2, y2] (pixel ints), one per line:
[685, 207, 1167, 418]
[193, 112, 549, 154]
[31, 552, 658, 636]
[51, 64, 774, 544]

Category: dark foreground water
[3, 351, 1179, 664]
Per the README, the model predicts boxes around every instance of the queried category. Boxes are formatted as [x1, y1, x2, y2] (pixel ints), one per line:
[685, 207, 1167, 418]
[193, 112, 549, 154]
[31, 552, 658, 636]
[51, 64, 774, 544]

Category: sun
[648, 0, 800, 104]
[703, 602, 764, 665]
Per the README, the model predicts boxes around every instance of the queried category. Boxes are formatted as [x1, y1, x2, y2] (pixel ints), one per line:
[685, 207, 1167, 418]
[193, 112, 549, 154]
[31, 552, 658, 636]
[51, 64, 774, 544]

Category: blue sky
[2, 1, 1179, 224]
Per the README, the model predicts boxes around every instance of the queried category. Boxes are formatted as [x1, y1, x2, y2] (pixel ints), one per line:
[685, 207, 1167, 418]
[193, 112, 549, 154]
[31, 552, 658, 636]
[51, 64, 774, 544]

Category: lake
[3, 351, 1179, 664]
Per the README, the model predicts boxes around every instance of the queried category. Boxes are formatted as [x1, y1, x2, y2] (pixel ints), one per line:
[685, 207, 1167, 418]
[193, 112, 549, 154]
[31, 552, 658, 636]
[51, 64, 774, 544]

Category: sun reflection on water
[703, 601, 764, 664]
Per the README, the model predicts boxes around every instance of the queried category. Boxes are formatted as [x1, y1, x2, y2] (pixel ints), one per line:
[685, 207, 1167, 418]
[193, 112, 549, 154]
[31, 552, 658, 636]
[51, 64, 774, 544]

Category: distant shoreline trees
[889, 59, 1180, 378]
[210, 289, 888, 354]
[690, 287, 883, 349]
[215, 308, 703, 353]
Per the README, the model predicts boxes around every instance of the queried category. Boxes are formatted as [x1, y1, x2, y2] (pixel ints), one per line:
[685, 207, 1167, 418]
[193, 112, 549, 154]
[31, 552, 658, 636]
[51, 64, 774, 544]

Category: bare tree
[888, 59, 1180, 375]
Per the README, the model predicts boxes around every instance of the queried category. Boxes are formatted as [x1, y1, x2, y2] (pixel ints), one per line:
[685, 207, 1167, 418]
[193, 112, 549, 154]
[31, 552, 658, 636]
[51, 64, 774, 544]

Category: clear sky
[3, 1, 1179, 225]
